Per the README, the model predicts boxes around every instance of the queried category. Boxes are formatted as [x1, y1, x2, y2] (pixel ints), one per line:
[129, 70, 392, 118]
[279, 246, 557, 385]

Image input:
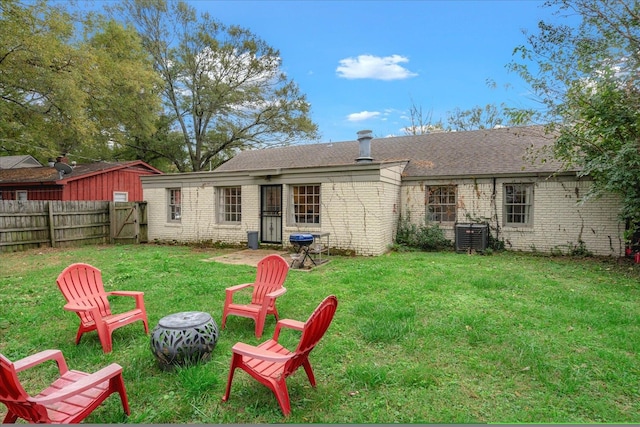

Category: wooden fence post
[109, 202, 115, 244]
[133, 203, 140, 244]
[48, 201, 56, 248]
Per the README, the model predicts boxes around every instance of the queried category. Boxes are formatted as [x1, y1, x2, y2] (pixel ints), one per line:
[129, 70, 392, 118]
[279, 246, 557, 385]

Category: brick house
[0, 159, 162, 201]
[141, 126, 625, 257]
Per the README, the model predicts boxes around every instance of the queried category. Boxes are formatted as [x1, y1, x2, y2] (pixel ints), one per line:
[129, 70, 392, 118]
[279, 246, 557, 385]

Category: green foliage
[394, 213, 452, 251]
[0, 0, 161, 162]
[487, 231, 505, 251]
[447, 103, 531, 131]
[550, 240, 594, 258]
[114, 0, 319, 172]
[570, 240, 594, 258]
[81, 18, 162, 160]
[508, 0, 640, 236]
[1, 0, 317, 171]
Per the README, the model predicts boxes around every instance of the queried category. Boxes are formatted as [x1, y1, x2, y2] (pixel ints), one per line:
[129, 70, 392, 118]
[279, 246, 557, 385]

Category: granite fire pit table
[150, 311, 219, 370]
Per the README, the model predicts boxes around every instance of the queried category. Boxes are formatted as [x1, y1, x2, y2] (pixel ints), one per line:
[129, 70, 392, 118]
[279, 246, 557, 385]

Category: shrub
[395, 213, 452, 251]
[570, 240, 594, 257]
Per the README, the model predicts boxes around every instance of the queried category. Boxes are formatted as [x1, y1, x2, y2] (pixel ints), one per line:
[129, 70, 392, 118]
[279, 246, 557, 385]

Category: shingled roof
[0, 160, 161, 184]
[0, 155, 42, 169]
[215, 126, 573, 178]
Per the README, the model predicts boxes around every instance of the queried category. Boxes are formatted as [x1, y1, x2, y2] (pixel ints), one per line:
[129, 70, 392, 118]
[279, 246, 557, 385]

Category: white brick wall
[144, 170, 624, 257]
[281, 180, 399, 256]
[400, 177, 624, 256]
[144, 171, 402, 256]
[144, 183, 261, 245]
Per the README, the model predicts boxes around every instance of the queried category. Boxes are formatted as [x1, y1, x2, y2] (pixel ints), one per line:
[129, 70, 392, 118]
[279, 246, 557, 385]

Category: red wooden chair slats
[56, 263, 149, 353]
[222, 295, 338, 416]
[0, 349, 130, 423]
[221, 254, 289, 338]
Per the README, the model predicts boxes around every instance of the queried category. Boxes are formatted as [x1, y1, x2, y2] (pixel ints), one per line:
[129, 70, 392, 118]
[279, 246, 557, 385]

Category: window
[292, 185, 320, 224]
[16, 191, 27, 201]
[427, 185, 456, 222]
[113, 192, 128, 202]
[219, 187, 242, 223]
[168, 188, 181, 222]
[504, 183, 533, 226]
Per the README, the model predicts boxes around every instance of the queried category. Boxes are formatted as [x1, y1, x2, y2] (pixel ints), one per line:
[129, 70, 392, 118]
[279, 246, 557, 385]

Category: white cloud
[347, 111, 381, 122]
[336, 54, 418, 80]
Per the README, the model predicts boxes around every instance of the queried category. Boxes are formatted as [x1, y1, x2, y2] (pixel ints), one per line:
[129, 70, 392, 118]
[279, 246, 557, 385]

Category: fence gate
[110, 202, 148, 244]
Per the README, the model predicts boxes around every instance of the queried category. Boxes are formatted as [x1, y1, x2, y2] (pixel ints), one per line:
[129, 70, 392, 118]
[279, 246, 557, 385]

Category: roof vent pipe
[356, 129, 373, 163]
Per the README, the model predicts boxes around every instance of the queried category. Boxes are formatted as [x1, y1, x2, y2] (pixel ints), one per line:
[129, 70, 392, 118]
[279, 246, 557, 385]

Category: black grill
[289, 233, 314, 246]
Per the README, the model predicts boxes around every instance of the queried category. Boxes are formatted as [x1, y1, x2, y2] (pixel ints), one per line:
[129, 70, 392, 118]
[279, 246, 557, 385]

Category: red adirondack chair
[0, 349, 130, 423]
[221, 254, 289, 338]
[222, 295, 338, 416]
[56, 263, 149, 353]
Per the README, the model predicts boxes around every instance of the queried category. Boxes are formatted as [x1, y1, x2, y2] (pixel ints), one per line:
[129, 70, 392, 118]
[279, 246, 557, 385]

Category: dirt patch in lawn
[205, 249, 290, 267]
[205, 248, 330, 270]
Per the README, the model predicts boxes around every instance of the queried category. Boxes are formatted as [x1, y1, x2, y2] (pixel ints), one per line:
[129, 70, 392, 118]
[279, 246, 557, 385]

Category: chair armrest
[63, 302, 96, 312]
[261, 287, 287, 311]
[276, 319, 305, 331]
[225, 283, 253, 293]
[273, 318, 305, 340]
[231, 342, 291, 363]
[107, 291, 143, 297]
[108, 291, 145, 309]
[33, 364, 124, 405]
[266, 287, 287, 299]
[13, 350, 69, 375]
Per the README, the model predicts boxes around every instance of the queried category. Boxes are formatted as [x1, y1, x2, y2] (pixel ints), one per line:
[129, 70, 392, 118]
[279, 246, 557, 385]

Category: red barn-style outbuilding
[0, 159, 162, 201]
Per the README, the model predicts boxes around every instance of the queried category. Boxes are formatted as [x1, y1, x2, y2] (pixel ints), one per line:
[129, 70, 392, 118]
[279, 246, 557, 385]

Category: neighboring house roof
[215, 126, 574, 178]
[0, 160, 162, 185]
[0, 155, 42, 169]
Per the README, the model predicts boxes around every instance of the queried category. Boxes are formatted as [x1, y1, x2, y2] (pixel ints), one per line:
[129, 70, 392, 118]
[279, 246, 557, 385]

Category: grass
[1, 244, 639, 423]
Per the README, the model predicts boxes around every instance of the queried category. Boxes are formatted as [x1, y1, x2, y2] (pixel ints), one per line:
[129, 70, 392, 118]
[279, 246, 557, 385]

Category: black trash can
[247, 231, 259, 250]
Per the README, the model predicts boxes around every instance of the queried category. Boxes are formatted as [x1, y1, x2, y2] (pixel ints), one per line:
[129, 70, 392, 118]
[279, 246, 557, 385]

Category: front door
[260, 185, 282, 244]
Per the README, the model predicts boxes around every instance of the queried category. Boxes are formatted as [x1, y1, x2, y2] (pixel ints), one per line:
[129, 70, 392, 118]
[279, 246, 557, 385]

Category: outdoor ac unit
[455, 223, 488, 252]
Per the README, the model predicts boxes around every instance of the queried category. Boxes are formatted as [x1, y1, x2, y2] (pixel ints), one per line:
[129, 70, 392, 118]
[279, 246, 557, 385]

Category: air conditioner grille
[455, 223, 488, 252]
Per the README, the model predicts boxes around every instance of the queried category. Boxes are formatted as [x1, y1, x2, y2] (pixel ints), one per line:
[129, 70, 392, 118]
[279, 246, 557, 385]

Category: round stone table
[150, 311, 219, 370]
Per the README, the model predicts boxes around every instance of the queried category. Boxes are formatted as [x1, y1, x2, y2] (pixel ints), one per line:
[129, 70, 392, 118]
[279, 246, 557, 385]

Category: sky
[192, 0, 563, 143]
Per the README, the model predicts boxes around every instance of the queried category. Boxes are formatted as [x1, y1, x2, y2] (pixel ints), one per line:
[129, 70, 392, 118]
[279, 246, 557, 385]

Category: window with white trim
[291, 184, 320, 225]
[218, 187, 241, 223]
[16, 191, 27, 201]
[504, 183, 533, 226]
[114, 192, 128, 202]
[168, 188, 181, 222]
[426, 185, 456, 223]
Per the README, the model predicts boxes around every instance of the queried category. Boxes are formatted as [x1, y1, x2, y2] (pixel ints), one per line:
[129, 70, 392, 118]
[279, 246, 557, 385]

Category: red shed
[0, 160, 162, 201]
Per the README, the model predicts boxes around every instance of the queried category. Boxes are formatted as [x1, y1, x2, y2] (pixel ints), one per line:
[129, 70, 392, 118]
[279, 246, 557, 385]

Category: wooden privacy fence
[0, 200, 148, 253]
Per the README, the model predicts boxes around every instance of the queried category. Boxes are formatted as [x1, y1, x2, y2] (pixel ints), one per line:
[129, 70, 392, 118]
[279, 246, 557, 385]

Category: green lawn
[1, 244, 639, 423]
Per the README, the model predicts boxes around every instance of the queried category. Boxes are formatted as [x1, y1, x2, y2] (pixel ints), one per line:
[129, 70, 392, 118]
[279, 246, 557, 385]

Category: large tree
[402, 101, 532, 134]
[509, 0, 640, 236]
[79, 18, 162, 162]
[0, 0, 160, 162]
[115, 0, 319, 172]
[446, 103, 530, 131]
[402, 99, 445, 135]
